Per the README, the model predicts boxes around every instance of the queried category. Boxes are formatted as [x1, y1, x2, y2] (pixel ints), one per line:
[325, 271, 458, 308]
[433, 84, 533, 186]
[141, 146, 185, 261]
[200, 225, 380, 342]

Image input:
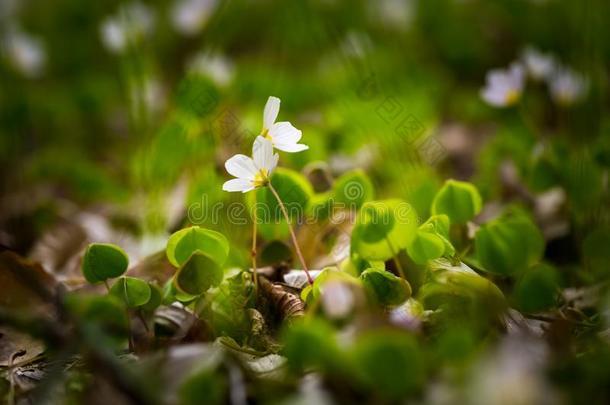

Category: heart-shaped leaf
[351, 199, 418, 261]
[352, 330, 424, 399]
[332, 169, 374, 210]
[512, 263, 559, 312]
[246, 167, 313, 223]
[82, 243, 129, 284]
[360, 268, 411, 306]
[174, 251, 224, 296]
[431, 180, 482, 224]
[406, 228, 446, 265]
[110, 276, 152, 308]
[166, 226, 229, 268]
[475, 211, 544, 275]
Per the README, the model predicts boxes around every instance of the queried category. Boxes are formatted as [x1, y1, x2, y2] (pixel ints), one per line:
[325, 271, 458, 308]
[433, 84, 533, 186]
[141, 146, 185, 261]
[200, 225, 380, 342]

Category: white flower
[321, 281, 355, 319]
[261, 96, 308, 153]
[521, 47, 555, 81]
[171, 0, 217, 36]
[222, 136, 278, 193]
[187, 51, 234, 86]
[480, 63, 525, 107]
[548, 66, 587, 106]
[5, 29, 46, 78]
[100, 2, 154, 54]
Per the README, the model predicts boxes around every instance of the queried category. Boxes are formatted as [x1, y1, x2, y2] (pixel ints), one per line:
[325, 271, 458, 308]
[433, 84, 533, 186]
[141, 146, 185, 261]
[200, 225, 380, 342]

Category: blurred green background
[1, 0, 608, 266]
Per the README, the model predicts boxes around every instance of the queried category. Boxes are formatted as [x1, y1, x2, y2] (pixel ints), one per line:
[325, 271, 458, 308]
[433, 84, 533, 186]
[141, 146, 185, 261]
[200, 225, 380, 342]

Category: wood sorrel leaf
[281, 318, 339, 373]
[352, 330, 423, 399]
[110, 276, 151, 308]
[141, 282, 163, 312]
[247, 167, 313, 223]
[332, 169, 374, 210]
[512, 263, 559, 312]
[174, 251, 223, 296]
[431, 179, 482, 224]
[360, 268, 411, 306]
[82, 243, 129, 283]
[351, 199, 418, 261]
[166, 226, 229, 268]
[406, 227, 446, 265]
[418, 259, 505, 317]
[475, 211, 544, 275]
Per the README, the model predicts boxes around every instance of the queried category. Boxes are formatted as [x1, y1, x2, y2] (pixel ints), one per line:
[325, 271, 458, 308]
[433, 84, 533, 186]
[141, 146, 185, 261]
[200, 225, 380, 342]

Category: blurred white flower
[480, 63, 525, 107]
[223, 136, 278, 193]
[100, 2, 154, 54]
[187, 51, 234, 86]
[5, 29, 46, 78]
[521, 47, 555, 81]
[321, 281, 355, 319]
[468, 337, 558, 405]
[261, 96, 308, 153]
[548, 66, 587, 106]
[283, 270, 322, 289]
[389, 298, 425, 331]
[171, 0, 218, 36]
[372, 0, 415, 30]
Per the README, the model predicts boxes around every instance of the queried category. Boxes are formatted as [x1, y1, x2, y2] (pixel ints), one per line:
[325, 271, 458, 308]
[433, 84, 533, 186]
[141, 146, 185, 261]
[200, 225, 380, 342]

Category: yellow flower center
[261, 127, 272, 140]
[504, 89, 521, 105]
[253, 168, 269, 188]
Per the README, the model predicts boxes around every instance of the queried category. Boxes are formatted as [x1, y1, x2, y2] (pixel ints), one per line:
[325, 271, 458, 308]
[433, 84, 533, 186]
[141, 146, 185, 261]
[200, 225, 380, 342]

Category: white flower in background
[261, 96, 308, 152]
[129, 77, 166, 116]
[223, 136, 278, 193]
[480, 63, 525, 107]
[321, 281, 355, 319]
[521, 47, 555, 81]
[548, 66, 587, 106]
[171, 0, 218, 36]
[5, 29, 46, 78]
[187, 51, 234, 86]
[100, 2, 154, 54]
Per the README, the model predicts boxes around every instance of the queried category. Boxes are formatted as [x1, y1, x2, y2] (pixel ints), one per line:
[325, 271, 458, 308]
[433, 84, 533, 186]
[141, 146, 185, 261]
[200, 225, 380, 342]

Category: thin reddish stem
[267, 182, 314, 285]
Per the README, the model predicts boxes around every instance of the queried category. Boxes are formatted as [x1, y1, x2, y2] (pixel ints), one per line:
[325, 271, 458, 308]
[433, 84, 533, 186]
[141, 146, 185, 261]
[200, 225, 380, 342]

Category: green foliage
[332, 169, 375, 209]
[174, 252, 224, 295]
[431, 179, 482, 224]
[512, 263, 559, 312]
[352, 330, 424, 399]
[247, 167, 313, 223]
[64, 294, 128, 342]
[360, 268, 411, 306]
[406, 215, 455, 264]
[82, 243, 129, 284]
[178, 370, 226, 405]
[282, 319, 340, 373]
[475, 211, 544, 275]
[166, 226, 230, 268]
[301, 267, 360, 304]
[141, 283, 162, 312]
[259, 240, 293, 266]
[109, 276, 152, 308]
[583, 227, 610, 276]
[418, 259, 505, 319]
[351, 199, 418, 261]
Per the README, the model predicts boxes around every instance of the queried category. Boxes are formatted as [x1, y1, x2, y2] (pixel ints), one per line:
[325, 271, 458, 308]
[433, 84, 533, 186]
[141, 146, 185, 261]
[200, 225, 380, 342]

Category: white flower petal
[480, 87, 507, 107]
[225, 154, 257, 179]
[274, 142, 309, 153]
[268, 121, 302, 144]
[252, 136, 275, 171]
[223, 178, 254, 193]
[263, 96, 280, 130]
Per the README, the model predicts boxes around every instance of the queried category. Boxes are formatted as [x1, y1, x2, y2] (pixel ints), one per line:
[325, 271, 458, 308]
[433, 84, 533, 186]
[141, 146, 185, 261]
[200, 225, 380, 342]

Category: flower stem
[267, 182, 313, 285]
[251, 194, 259, 295]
